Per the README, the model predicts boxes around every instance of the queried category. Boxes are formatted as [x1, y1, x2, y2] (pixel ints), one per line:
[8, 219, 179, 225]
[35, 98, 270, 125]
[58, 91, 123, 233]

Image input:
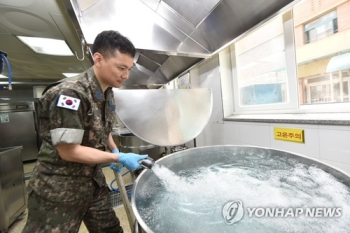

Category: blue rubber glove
[110, 162, 123, 173]
[110, 149, 123, 173]
[117, 152, 148, 171]
[112, 149, 119, 153]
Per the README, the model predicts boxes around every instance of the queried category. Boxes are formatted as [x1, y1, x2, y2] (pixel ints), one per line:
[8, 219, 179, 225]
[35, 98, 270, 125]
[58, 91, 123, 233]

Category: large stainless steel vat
[131, 146, 350, 233]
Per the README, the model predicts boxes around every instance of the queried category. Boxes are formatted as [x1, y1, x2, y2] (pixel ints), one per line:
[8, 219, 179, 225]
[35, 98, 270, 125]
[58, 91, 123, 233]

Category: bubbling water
[135, 149, 350, 233]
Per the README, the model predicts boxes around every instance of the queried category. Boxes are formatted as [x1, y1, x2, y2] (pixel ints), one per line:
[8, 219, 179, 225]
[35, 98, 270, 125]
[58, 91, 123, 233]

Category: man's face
[98, 50, 134, 88]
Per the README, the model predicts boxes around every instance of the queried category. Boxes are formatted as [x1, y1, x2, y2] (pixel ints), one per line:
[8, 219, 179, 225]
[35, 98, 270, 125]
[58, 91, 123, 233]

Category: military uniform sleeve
[107, 88, 117, 128]
[42, 88, 87, 146]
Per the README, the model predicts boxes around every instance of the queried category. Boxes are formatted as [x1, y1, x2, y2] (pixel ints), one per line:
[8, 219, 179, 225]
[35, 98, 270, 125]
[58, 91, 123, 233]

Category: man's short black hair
[92, 30, 136, 58]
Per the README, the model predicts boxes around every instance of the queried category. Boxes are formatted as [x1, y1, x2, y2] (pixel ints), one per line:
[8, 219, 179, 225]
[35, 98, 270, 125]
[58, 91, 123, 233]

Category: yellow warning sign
[274, 127, 304, 143]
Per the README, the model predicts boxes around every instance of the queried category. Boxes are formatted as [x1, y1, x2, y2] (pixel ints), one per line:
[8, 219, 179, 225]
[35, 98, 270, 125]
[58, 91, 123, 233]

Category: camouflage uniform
[22, 67, 122, 233]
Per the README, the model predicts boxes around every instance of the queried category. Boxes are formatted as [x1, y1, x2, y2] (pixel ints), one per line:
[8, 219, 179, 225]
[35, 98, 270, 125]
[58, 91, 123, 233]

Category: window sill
[224, 113, 350, 125]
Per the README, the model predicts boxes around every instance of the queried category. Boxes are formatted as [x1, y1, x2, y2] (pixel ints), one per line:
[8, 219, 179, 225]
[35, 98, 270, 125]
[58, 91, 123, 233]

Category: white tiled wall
[188, 55, 350, 175]
[239, 122, 270, 147]
[319, 126, 350, 165]
[270, 123, 321, 160]
[218, 122, 240, 142]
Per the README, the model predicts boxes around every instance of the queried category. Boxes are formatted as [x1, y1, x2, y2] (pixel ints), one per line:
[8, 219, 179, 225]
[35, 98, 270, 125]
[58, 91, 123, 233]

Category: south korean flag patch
[56, 94, 81, 111]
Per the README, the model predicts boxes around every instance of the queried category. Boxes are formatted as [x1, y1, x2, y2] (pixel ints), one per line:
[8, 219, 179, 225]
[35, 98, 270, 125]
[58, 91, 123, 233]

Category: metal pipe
[0, 51, 12, 90]
[112, 167, 135, 232]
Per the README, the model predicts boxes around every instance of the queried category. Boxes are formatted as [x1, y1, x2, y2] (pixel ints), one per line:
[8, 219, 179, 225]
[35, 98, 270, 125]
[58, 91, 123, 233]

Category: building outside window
[294, 0, 350, 106]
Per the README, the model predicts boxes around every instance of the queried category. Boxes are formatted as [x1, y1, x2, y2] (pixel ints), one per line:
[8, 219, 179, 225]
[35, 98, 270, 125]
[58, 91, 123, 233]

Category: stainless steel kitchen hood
[61, 0, 295, 89]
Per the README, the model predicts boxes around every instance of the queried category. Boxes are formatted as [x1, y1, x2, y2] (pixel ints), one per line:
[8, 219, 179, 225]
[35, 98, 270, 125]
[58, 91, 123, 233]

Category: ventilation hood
[61, 0, 295, 89]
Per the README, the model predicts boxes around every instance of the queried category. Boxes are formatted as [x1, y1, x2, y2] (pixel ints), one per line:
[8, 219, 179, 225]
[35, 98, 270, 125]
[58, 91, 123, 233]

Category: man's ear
[93, 52, 103, 67]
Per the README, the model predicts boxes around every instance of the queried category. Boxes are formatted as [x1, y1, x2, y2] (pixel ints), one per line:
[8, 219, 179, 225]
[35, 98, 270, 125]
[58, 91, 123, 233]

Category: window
[299, 71, 350, 104]
[230, 11, 298, 113]
[225, 0, 350, 115]
[304, 11, 338, 44]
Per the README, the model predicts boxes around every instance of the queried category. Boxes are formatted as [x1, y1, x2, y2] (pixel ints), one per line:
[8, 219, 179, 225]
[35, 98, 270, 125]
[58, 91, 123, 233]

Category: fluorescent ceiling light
[0, 74, 8, 79]
[17, 36, 74, 56]
[62, 73, 80, 78]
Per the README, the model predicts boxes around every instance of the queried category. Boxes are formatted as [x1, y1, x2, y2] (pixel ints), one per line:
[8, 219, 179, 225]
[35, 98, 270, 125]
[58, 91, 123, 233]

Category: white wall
[187, 55, 350, 175]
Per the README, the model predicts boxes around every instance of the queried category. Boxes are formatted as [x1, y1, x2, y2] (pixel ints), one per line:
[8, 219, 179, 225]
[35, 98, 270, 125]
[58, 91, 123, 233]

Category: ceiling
[0, 0, 93, 90]
[0, 0, 296, 90]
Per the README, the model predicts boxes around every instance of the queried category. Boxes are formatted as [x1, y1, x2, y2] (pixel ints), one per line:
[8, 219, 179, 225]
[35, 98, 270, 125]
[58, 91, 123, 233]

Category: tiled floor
[7, 162, 133, 233]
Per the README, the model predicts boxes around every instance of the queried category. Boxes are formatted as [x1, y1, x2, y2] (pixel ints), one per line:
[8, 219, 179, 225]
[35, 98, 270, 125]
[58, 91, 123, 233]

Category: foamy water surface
[135, 149, 350, 233]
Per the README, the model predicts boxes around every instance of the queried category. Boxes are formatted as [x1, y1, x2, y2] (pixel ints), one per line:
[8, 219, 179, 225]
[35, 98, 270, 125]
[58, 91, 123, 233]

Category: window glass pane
[235, 14, 287, 106]
[306, 29, 317, 43]
[294, 0, 350, 105]
[304, 11, 337, 31]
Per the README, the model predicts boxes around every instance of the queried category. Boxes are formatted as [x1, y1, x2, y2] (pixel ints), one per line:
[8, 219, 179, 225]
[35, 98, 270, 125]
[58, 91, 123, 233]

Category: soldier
[22, 31, 147, 233]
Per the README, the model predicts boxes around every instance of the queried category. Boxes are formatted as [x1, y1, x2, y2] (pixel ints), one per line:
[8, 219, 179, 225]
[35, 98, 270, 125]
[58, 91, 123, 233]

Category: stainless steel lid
[113, 89, 213, 146]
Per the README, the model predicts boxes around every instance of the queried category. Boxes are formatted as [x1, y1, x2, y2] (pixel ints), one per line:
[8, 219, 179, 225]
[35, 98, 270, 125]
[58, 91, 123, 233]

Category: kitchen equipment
[0, 146, 26, 233]
[62, 0, 295, 88]
[139, 158, 154, 170]
[0, 102, 39, 161]
[116, 133, 159, 155]
[112, 131, 163, 167]
[0, 50, 12, 90]
[113, 89, 212, 146]
[131, 145, 350, 233]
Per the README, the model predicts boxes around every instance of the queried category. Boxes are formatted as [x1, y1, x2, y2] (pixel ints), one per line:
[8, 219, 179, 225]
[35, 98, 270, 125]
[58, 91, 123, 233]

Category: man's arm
[56, 143, 148, 171]
[56, 143, 118, 164]
[107, 133, 118, 152]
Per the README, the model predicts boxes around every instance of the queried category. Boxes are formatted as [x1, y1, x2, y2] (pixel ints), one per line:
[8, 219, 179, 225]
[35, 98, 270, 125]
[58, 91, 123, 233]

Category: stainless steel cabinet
[0, 102, 39, 161]
[0, 146, 26, 233]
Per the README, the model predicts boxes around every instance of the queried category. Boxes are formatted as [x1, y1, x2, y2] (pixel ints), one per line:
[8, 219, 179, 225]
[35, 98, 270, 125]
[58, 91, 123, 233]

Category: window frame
[230, 10, 299, 114]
